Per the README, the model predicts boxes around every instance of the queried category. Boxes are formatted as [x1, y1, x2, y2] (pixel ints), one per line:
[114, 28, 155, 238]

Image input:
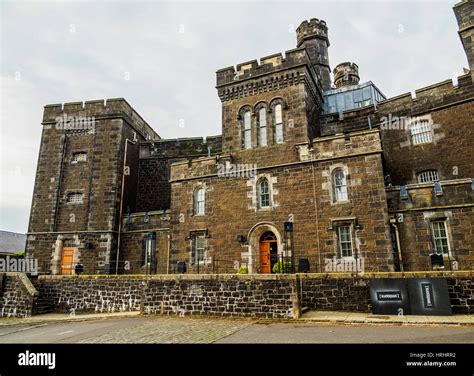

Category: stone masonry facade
[26, 2, 473, 276]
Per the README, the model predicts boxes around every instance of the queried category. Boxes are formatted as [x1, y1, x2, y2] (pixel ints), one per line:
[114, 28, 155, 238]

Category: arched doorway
[247, 222, 282, 274]
[259, 232, 278, 274]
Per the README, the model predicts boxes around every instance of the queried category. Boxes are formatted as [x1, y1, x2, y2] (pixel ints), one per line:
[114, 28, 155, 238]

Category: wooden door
[259, 242, 271, 274]
[60, 247, 74, 275]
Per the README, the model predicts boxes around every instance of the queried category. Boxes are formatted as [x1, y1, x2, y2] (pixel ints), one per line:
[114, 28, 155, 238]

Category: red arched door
[259, 231, 277, 274]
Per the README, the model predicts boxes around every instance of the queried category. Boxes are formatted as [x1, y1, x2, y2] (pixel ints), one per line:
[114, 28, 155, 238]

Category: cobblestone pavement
[78, 316, 254, 344]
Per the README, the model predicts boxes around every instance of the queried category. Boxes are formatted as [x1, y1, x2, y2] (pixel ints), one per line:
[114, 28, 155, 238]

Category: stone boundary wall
[1, 271, 471, 318]
[0, 273, 38, 318]
[36, 274, 299, 319]
[299, 271, 474, 314]
[142, 274, 299, 318]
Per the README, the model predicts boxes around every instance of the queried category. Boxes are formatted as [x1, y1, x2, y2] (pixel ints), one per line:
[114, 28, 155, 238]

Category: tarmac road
[0, 316, 472, 343]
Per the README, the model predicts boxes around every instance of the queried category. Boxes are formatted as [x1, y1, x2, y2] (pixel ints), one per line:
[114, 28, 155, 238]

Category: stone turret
[333, 62, 360, 88]
[296, 18, 331, 91]
[453, 0, 473, 82]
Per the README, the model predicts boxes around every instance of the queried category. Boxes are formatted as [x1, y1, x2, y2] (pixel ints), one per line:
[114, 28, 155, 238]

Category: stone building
[26, 1, 473, 275]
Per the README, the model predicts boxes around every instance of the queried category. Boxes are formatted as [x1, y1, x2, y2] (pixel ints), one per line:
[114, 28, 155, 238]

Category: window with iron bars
[66, 192, 84, 204]
[72, 152, 87, 163]
[417, 170, 439, 183]
[410, 120, 433, 145]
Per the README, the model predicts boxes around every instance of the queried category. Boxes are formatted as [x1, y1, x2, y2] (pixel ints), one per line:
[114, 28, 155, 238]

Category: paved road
[0, 317, 473, 343]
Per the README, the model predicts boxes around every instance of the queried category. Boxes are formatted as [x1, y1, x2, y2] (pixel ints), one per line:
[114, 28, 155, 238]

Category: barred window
[258, 108, 267, 147]
[410, 120, 433, 145]
[257, 178, 270, 208]
[72, 152, 87, 163]
[333, 170, 348, 202]
[274, 104, 283, 144]
[417, 170, 439, 183]
[338, 226, 353, 257]
[66, 192, 84, 204]
[243, 111, 252, 149]
[193, 187, 205, 215]
[431, 220, 450, 255]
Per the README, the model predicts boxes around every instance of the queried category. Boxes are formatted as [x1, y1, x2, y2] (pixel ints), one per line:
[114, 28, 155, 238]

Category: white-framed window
[258, 108, 267, 147]
[257, 178, 270, 208]
[66, 192, 84, 204]
[243, 111, 252, 149]
[417, 170, 439, 183]
[193, 187, 205, 215]
[338, 225, 353, 257]
[410, 120, 433, 145]
[72, 152, 87, 163]
[193, 234, 205, 263]
[274, 104, 283, 144]
[431, 220, 450, 256]
[333, 170, 348, 201]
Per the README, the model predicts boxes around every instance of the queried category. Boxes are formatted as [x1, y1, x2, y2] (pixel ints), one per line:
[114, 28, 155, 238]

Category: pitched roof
[0, 231, 26, 254]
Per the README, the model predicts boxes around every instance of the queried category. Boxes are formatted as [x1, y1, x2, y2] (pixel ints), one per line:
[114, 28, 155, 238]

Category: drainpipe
[390, 219, 404, 272]
[166, 230, 170, 274]
[311, 160, 322, 272]
[115, 138, 136, 274]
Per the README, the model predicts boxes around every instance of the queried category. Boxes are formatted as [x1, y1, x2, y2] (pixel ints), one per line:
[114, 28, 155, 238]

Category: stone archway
[247, 222, 283, 274]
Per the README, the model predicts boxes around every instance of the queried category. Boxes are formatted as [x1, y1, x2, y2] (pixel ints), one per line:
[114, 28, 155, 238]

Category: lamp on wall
[434, 181, 443, 196]
[400, 185, 409, 200]
[236, 235, 247, 243]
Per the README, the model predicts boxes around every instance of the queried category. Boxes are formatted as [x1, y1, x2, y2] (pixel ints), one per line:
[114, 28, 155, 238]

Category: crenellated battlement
[296, 18, 329, 47]
[42, 98, 160, 140]
[377, 73, 473, 114]
[216, 47, 313, 87]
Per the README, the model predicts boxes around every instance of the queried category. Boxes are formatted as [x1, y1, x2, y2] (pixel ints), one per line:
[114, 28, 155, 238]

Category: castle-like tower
[333, 62, 360, 88]
[296, 18, 331, 91]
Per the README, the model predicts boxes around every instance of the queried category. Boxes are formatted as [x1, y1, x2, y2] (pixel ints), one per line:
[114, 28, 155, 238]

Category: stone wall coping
[37, 270, 473, 281]
[38, 273, 298, 282]
[297, 271, 474, 279]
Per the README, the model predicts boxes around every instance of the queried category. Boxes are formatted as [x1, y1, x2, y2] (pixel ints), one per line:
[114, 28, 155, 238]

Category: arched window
[243, 110, 252, 149]
[333, 170, 348, 201]
[258, 107, 267, 147]
[193, 187, 205, 215]
[417, 169, 439, 183]
[257, 178, 270, 208]
[274, 104, 283, 144]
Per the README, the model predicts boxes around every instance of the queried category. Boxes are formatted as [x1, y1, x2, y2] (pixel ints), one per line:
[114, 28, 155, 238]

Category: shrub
[272, 261, 292, 273]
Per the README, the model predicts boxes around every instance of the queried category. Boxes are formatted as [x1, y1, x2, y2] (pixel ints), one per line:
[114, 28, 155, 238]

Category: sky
[0, 0, 468, 234]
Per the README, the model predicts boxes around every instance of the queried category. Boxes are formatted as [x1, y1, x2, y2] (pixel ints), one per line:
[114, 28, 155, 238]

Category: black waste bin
[177, 261, 187, 273]
[430, 253, 444, 270]
[298, 258, 310, 273]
